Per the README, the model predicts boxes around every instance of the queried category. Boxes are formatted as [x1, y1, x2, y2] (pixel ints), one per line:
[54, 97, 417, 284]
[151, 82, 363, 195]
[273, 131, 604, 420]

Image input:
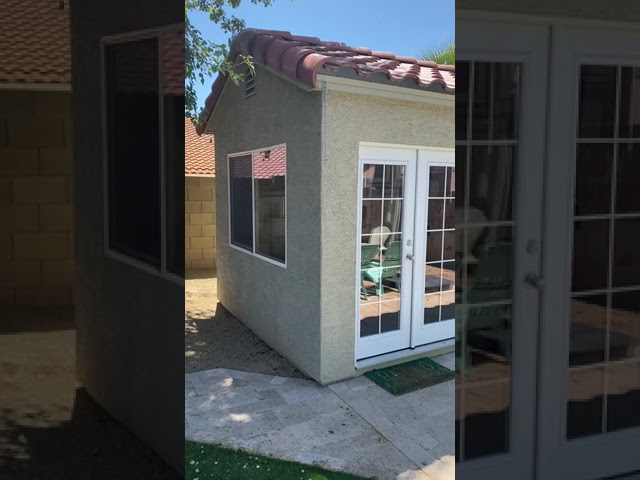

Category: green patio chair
[360, 244, 380, 300]
[362, 241, 403, 298]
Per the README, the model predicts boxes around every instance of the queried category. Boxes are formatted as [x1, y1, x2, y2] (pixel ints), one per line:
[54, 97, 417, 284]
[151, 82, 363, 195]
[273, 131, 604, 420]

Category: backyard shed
[199, 29, 455, 384]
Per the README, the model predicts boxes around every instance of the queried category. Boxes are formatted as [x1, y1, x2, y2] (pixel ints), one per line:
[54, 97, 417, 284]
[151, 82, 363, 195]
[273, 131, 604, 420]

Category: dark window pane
[380, 300, 400, 333]
[469, 146, 514, 222]
[578, 65, 617, 138]
[569, 295, 607, 367]
[613, 219, 640, 288]
[382, 199, 403, 233]
[106, 38, 161, 267]
[254, 147, 286, 263]
[616, 143, 640, 213]
[164, 94, 185, 277]
[360, 303, 379, 337]
[572, 220, 609, 292]
[429, 166, 446, 197]
[619, 67, 640, 138]
[363, 164, 384, 199]
[456, 61, 470, 141]
[362, 200, 382, 235]
[456, 148, 466, 210]
[428, 199, 444, 231]
[446, 167, 455, 197]
[383, 165, 404, 198]
[229, 154, 253, 251]
[566, 366, 604, 439]
[465, 229, 513, 303]
[444, 199, 455, 229]
[575, 143, 613, 216]
[472, 62, 520, 140]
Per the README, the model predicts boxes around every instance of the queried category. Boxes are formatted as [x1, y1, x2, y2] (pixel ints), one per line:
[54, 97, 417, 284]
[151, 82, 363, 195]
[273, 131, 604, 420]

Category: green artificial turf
[365, 356, 455, 396]
[185, 441, 369, 480]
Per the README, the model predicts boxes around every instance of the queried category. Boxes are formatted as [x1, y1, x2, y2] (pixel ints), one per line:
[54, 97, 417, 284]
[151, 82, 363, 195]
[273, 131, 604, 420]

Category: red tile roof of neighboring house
[185, 117, 215, 176]
[231, 147, 286, 180]
[197, 29, 455, 134]
[1, 0, 71, 85]
[162, 29, 185, 96]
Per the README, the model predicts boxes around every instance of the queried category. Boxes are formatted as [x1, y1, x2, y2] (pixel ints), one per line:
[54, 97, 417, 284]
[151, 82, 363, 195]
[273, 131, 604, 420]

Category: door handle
[406, 253, 415, 261]
[525, 273, 545, 289]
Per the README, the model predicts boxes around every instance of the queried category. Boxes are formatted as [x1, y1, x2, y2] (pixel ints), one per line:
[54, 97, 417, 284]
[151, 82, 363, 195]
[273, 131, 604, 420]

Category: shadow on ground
[0, 308, 178, 479]
[185, 269, 307, 379]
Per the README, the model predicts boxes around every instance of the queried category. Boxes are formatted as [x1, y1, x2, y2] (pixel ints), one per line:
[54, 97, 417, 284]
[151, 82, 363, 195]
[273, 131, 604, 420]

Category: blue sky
[189, 0, 454, 106]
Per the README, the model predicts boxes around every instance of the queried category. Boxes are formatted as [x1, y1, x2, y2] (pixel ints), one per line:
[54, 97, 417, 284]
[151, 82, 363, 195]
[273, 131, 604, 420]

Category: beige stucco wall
[211, 65, 324, 381]
[457, 0, 640, 21]
[0, 90, 73, 311]
[319, 91, 455, 383]
[185, 175, 216, 270]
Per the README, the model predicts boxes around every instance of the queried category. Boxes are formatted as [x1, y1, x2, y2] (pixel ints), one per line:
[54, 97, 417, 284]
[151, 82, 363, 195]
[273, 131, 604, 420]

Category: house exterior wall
[211, 65, 324, 380]
[320, 91, 455, 383]
[457, 0, 640, 21]
[0, 90, 73, 310]
[69, 0, 182, 471]
[185, 175, 216, 270]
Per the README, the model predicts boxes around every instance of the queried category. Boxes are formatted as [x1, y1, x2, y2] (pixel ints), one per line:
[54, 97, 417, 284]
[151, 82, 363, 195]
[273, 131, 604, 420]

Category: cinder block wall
[185, 176, 216, 270]
[0, 90, 73, 310]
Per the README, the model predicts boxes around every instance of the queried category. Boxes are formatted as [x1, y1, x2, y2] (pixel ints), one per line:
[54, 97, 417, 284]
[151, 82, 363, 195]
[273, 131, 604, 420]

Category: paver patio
[185, 353, 455, 480]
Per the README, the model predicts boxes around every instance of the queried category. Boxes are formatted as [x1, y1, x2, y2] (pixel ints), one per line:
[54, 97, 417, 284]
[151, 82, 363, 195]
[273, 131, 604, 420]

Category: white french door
[356, 144, 455, 361]
[457, 14, 640, 480]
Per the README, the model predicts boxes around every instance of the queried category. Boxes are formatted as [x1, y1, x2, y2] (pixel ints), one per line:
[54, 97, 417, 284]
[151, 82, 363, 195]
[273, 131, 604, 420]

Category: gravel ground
[184, 269, 307, 379]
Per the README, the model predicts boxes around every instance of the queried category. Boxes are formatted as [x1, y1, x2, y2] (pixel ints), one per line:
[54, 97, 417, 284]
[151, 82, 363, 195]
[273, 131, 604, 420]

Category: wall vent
[245, 69, 256, 98]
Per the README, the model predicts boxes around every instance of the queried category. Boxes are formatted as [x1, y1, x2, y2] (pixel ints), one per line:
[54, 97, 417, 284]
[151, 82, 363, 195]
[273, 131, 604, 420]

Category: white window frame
[100, 25, 184, 285]
[227, 143, 288, 268]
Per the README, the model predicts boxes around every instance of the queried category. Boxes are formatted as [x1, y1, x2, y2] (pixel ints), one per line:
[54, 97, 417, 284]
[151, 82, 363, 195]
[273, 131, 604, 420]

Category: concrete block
[189, 259, 215, 270]
[201, 224, 215, 237]
[201, 201, 214, 213]
[7, 117, 64, 147]
[199, 177, 214, 189]
[68, 178, 73, 202]
[186, 225, 201, 237]
[39, 147, 71, 175]
[190, 236, 213, 249]
[0, 288, 14, 309]
[185, 201, 201, 213]
[0, 205, 39, 232]
[14, 233, 67, 260]
[12, 177, 67, 204]
[187, 187, 211, 201]
[0, 148, 38, 176]
[0, 179, 9, 204]
[0, 120, 5, 146]
[16, 285, 71, 307]
[202, 248, 216, 260]
[190, 213, 214, 225]
[35, 92, 71, 118]
[42, 259, 73, 285]
[0, 234, 10, 260]
[185, 248, 202, 261]
[0, 91, 36, 117]
[67, 232, 74, 258]
[0, 260, 41, 287]
[39, 204, 73, 231]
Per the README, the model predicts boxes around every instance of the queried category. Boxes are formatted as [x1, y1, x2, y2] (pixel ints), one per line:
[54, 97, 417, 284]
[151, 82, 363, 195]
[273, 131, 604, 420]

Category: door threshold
[356, 338, 454, 370]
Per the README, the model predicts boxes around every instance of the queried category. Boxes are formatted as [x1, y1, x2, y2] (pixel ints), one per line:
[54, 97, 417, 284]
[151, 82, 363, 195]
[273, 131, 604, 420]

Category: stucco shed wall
[320, 90, 455, 383]
[210, 65, 323, 380]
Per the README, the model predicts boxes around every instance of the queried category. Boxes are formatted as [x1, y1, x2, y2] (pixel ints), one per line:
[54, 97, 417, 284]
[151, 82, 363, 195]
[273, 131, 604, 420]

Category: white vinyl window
[228, 144, 287, 267]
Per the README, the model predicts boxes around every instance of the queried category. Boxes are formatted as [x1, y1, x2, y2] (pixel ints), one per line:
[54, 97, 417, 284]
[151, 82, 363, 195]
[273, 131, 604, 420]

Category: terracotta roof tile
[231, 147, 286, 180]
[0, 0, 71, 85]
[185, 118, 215, 176]
[162, 29, 185, 96]
[198, 29, 455, 134]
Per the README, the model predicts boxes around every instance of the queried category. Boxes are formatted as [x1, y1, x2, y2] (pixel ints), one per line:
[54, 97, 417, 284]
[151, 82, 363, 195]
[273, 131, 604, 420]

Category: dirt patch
[185, 269, 307, 379]
[0, 309, 177, 479]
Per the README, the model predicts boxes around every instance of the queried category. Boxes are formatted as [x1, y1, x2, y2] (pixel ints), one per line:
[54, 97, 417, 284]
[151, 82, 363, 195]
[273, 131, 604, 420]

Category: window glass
[229, 154, 254, 251]
[253, 147, 286, 263]
[105, 38, 161, 267]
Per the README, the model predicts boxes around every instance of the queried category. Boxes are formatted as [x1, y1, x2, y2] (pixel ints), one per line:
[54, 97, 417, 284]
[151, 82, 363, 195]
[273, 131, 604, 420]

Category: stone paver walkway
[185, 353, 454, 480]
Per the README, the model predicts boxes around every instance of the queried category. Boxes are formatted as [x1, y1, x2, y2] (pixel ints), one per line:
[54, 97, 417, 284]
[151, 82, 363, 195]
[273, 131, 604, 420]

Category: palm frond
[418, 41, 455, 65]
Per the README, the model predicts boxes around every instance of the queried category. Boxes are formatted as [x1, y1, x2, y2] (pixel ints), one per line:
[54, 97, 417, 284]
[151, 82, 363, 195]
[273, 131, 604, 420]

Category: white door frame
[455, 18, 548, 480]
[355, 143, 456, 361]
[538, 23, 640, 480]
[411, 148, 456, 348]
[356, 144, 417, 360]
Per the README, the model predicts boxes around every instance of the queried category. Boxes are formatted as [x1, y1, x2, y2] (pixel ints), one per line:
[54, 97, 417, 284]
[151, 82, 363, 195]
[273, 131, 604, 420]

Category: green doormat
[365, 357, 455, 396]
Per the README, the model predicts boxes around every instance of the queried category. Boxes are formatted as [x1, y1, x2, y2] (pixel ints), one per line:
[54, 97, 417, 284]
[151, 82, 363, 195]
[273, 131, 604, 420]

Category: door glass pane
[360, 163, 404, 338]
[567, 64, 640, 440]
[425, 166, 455, 325]
[457, 61, 520, 463]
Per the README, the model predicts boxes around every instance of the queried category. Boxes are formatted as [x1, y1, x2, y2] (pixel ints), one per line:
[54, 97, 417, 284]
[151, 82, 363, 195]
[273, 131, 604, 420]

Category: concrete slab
[185, 353, 455, 480]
